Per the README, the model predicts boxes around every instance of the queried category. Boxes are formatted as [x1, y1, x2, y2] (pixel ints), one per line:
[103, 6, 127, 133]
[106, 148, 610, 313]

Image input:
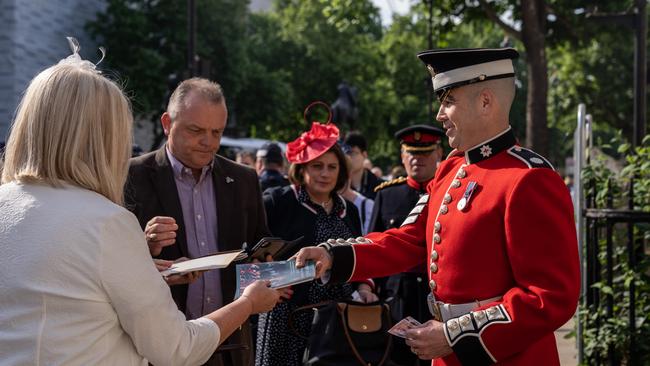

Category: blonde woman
[0, 42, 282, 365]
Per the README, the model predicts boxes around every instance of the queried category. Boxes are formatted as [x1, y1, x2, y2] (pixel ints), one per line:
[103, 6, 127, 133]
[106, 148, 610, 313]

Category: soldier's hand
[293, 246, 332, 279]
[145, 216, 178, 256]
[404, 320, 453, 360]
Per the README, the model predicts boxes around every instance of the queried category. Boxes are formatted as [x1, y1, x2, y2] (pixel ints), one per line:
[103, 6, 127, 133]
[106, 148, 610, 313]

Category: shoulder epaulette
[506, 146, 554, 170]
[374, 176, 407, 192]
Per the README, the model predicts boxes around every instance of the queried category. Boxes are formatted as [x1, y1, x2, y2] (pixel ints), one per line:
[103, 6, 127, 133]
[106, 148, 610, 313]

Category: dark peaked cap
[417, 47, 519, 100]
[257, 142, 284, 164]
[395, 124, 445, 153]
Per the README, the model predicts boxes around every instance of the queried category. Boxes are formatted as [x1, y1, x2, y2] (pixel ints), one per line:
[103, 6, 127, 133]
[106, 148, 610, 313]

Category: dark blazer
[124, 147, 270, 365]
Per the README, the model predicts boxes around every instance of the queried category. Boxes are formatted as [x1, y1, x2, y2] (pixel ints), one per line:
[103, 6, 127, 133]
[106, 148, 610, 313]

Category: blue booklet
[235, 260, 316, 298]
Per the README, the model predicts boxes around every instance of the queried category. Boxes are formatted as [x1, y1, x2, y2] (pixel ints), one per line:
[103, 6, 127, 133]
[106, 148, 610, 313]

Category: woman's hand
[356, 283, 379, 303]
[277, 286, 294, 303]
[241, 280, 282, 314]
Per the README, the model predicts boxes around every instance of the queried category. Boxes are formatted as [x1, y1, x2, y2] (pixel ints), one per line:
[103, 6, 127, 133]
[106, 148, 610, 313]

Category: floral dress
[255, 188, 356, 366]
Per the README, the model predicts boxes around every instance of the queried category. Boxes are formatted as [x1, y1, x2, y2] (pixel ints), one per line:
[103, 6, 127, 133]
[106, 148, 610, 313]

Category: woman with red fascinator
[255, 120, 378, 366]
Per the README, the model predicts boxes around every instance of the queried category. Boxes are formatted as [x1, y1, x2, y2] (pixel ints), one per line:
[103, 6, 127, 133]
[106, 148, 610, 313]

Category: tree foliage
[432, 0, 644, 167]
[87, 0, 646, 171]
[87, 0, 252, 148]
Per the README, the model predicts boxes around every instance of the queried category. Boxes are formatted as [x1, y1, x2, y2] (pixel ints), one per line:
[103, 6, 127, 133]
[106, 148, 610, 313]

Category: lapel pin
[457, 181, 477, 211]
[226, 177, 234, 183]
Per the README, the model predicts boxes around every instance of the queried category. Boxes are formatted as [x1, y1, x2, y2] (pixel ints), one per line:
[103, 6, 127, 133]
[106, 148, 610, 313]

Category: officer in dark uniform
[369, 124, 444, 366]
[370, 125, 444, 231]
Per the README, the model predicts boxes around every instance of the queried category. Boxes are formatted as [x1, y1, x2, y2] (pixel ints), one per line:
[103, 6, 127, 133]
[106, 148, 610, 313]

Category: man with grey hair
[125, 77, 269, 366]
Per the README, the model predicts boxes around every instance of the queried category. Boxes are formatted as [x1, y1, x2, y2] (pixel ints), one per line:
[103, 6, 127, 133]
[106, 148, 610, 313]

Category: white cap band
[432, 59, 514, 92]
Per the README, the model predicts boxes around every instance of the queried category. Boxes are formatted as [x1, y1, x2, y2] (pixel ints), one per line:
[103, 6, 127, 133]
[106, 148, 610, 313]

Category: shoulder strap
[506, 146, 555, 170]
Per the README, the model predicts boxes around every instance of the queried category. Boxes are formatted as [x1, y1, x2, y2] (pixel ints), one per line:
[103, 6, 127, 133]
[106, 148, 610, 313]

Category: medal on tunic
[457, 181, 477, 211]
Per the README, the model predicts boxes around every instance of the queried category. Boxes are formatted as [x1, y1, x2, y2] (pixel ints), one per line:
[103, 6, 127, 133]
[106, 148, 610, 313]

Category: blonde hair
[1, 63, 133, 205]
[167, 77, 225, 120]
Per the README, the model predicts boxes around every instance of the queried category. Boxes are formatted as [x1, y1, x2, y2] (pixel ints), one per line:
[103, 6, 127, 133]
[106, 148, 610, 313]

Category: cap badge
[226, 176, 234, 183]
[427, 64, 436, 77]
[480, 144, 493, 158]
[414, 131, 421, 141]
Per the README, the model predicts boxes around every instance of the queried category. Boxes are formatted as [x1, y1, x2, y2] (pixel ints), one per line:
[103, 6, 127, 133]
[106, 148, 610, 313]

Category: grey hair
[167, 77, 225, 120]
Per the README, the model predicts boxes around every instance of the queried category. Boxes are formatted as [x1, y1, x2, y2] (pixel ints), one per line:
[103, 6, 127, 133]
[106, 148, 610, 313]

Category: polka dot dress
[255, 188, 355, 366]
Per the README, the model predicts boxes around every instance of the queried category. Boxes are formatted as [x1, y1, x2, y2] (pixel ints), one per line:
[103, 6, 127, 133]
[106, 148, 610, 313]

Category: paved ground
[555, 318, 578, 366]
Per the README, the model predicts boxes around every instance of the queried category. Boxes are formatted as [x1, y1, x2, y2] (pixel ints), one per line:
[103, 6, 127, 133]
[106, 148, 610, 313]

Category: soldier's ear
[478, 88, 495, 115]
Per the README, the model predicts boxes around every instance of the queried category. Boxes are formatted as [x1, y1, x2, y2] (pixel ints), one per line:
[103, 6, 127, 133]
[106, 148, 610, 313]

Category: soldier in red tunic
[295, 47, 580, 366]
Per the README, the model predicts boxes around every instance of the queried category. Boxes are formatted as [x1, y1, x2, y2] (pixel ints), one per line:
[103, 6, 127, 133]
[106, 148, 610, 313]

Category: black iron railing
[581, 178, 650, 365]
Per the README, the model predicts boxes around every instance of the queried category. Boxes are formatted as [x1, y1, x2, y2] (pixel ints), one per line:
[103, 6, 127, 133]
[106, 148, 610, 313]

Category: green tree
[241, 0, 391, 143]
[87, 0, 187, 117]
[87, 0, 253, 149]
[431, 0, 643, 167]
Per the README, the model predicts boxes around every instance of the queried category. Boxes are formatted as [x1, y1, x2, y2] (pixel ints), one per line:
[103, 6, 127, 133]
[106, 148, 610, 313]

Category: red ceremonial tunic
[326, 128, 580, 366]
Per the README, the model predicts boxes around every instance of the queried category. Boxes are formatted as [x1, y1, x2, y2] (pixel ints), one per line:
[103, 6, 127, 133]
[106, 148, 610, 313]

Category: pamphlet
[235, 260, 316, 298]
[160, 250, 243, 277]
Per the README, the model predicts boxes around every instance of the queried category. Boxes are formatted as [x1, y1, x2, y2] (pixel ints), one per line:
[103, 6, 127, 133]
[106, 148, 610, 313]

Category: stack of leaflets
[388, 316, 422, 338]
[235, 260, 316, 298]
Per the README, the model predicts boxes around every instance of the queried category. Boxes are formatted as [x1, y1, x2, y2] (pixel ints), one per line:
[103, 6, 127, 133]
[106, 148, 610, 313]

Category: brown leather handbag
[290, 300, 394, 366]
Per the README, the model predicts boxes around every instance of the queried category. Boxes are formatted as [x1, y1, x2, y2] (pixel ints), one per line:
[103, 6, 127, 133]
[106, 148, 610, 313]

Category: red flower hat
[286, 122, 339, 164]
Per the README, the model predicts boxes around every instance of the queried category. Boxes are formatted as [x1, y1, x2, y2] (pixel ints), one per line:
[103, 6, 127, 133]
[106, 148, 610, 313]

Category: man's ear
[161, 112, 172, 136]
[478, 88, 493, 114]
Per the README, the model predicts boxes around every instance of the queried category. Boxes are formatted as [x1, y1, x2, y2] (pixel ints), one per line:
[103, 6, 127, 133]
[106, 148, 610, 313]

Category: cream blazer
[0, 182, 219, 365]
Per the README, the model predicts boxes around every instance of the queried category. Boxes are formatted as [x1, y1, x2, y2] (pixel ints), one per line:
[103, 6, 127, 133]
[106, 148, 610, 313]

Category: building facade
[0, 0, 106, 140]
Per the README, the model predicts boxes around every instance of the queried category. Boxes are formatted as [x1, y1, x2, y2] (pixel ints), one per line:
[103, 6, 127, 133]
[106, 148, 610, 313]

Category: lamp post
[427, 0, 434, 123]
[187, 0, 197, 77]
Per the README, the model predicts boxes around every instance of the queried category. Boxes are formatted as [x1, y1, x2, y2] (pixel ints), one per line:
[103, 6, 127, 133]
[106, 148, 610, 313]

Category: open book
[160, 250, 244, 277]
[235, 260, 316, 298]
